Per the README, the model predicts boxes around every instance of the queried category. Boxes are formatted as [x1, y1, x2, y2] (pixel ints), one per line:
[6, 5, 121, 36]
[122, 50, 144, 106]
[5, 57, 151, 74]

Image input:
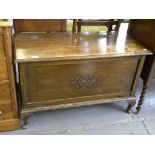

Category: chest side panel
[20, 57, 140, 109]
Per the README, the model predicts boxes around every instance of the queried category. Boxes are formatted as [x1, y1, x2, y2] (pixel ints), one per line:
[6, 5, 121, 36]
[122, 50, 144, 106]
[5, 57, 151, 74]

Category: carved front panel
[70, 74, 97, 89]
[20, 57, 140, 108]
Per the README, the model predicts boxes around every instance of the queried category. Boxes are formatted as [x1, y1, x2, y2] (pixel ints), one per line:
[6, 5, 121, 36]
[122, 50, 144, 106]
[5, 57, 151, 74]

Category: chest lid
[14, 24, 151, 63]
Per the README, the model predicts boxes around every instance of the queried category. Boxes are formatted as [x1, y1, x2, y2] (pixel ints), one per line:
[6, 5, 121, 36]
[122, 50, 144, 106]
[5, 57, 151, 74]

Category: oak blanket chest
[14, 29, 151, 128]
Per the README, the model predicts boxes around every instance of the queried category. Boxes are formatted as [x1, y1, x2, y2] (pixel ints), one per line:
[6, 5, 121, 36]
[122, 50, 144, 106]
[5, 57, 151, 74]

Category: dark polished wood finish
[129, 19, 155, 114]
[14, 32, 150, 62]
[14, 24, 151, 128]
[0, 21, 20, 131]
[13, 19, 67, 32]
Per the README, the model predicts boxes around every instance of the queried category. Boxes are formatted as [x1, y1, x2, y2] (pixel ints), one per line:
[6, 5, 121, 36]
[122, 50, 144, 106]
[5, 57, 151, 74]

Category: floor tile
[143, 120, 155, 135]
[44, 121, 148, 135]
[1, 102, 132, 135]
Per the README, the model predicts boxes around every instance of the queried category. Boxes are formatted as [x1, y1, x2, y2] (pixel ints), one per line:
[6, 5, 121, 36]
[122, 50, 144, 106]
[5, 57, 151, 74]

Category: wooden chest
[0, 21, 20, 131]
[129, 19, 155, 113]
[14, 26, 151, 128]
[129, 20, 155, 84]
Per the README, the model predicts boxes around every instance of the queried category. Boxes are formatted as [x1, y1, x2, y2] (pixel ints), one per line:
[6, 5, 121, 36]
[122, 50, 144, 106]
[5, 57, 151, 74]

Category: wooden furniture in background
[72, 19, 122, 32]
[129, 19, 155, 114]
[14, 27, 151, 128]
[13, 19, 67, 32]
[0, 21, 20, 131]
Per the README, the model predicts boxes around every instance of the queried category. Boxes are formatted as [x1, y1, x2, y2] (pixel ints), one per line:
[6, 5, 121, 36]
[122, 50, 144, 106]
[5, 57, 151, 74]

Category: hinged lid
[14, 31, 152, 63]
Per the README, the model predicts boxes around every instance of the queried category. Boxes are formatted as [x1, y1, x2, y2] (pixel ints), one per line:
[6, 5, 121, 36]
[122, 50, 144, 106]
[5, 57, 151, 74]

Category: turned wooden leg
[127, 99, 136, 114]
[21, 113, 32, 129]
[136, 84, 148, 115]
[107, 25, 113, 31]
[78, 25, 81, 32]
[72, 19, 77, 33]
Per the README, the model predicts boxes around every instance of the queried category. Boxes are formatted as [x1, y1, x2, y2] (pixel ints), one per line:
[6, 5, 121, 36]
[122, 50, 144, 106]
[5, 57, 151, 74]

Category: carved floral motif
[70, 74, 97, 89]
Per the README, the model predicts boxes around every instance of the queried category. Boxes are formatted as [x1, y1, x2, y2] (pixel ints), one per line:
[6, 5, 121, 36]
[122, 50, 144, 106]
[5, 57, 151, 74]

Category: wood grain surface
[14, 31, 151, 63]
[0, 24, 20, 131]
[13, 19, 67, 32]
